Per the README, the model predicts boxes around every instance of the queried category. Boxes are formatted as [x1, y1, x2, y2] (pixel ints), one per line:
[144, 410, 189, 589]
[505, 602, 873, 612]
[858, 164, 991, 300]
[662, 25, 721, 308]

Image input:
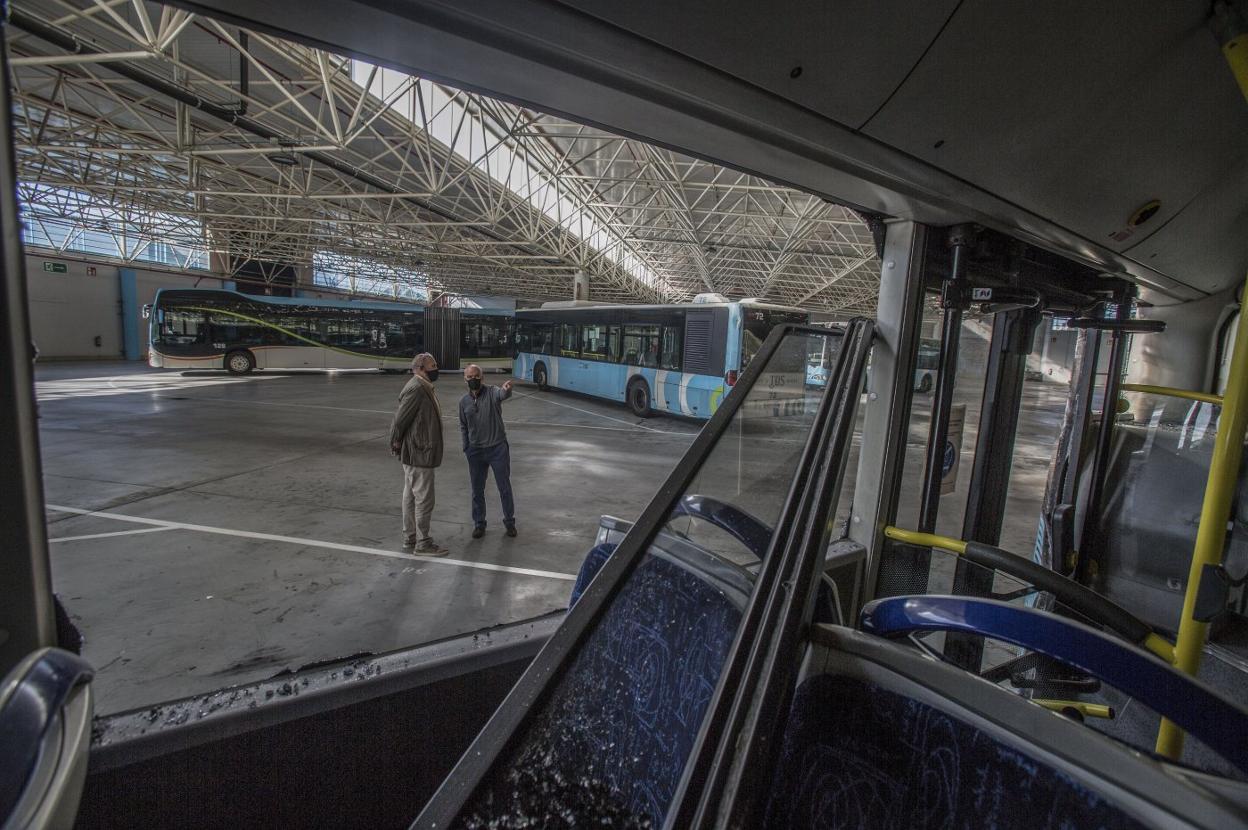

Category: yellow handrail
[882, 525, 966, 554]
[1120, 383, 1223, 407]
[883, 525, 1177, 664]
[1034, 699, 1115, 720]
[1156, 274, 1248, 760]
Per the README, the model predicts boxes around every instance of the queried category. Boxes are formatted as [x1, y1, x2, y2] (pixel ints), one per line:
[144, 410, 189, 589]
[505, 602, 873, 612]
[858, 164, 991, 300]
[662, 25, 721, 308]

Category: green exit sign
[42, 261, 67, 273]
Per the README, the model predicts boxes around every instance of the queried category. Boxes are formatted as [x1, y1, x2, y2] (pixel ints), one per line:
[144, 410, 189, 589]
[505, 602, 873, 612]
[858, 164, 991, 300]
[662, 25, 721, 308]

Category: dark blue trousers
[466, 440, 515, 527]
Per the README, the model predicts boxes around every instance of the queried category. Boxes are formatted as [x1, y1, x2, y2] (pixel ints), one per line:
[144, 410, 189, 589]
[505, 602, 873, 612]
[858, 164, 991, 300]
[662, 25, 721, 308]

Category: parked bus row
[145, 289, 514, 373]
[146, 289, 935, 420]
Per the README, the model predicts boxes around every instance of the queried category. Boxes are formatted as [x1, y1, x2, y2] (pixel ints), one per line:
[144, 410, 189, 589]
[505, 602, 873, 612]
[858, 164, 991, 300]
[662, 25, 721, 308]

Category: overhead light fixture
[270, 152, 298, 166]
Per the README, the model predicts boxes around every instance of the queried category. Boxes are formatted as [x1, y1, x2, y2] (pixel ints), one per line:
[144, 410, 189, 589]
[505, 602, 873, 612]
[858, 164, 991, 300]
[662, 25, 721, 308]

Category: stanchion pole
[1156, 272, 1248, 759]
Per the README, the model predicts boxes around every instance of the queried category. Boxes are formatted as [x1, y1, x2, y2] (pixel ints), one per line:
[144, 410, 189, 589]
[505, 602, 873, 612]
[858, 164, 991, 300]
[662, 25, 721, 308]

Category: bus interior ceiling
[5, 1, 1248, 829]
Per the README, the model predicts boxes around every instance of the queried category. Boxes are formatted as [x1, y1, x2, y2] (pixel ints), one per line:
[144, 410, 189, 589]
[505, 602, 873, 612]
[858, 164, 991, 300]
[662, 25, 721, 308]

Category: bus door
[558, 323, 581, 390]
[658, 324, 685, 415]
[580, 322, 623, 400]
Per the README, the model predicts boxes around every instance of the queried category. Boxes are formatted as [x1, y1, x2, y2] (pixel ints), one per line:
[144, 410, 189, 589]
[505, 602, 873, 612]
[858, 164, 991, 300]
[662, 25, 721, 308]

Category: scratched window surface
[462, 329, 845, 828]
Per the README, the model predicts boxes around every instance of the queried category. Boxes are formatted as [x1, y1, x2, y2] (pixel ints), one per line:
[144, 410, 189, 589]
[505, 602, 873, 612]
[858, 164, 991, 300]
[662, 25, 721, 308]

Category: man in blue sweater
[459, 364, 516, 538]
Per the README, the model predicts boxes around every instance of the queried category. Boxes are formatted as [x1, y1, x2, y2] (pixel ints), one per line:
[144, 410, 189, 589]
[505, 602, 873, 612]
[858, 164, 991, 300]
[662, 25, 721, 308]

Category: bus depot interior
[4, 2, 1248, 829]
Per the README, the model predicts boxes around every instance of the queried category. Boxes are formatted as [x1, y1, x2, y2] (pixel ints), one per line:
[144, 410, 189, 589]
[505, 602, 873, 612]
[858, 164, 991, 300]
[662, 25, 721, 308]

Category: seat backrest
[765, 674, 1146, 829]
[464, 545, 748, 827]
[569, 542, 616, 608]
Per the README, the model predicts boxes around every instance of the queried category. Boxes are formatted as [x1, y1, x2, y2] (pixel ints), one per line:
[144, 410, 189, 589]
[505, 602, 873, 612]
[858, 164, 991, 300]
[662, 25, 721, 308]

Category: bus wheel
[226, 350, 255, 375]
[628, 378, 653, 417]
[918, 373, 933, 394]
[534, 362, 549, 391]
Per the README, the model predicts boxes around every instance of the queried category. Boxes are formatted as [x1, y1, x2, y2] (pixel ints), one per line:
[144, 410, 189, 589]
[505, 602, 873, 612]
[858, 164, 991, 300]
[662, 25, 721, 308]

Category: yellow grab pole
[1120, 384, 1223, 407]
[1156, 273, 1248, 760]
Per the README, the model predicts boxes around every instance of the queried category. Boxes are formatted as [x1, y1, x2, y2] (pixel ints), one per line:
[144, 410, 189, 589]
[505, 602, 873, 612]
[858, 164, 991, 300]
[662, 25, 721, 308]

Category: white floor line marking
[37, 374, 273, 401]
[159, 394, 697, 436]
[504, 420, 697, 436]
[156, 395, 394, 415]
[517, 392, 671, 433]
[49, 526, 178, 544]
[45, 504, 576, 581]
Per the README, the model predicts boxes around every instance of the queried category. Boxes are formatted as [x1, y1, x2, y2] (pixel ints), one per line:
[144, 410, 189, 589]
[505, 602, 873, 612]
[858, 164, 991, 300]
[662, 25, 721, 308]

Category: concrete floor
[37, 362, 697, 713]
[37, 341, 1068, 714]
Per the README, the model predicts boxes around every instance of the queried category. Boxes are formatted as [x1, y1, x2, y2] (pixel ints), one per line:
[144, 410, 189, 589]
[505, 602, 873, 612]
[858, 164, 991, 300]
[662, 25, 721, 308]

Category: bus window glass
[560, 324, 580, 357]
[623, 324, 659, 366]
[463, 316, 512, 359]
[664, 330, 841, 566]
[515, 322, 534, 354]
[1218, 311, 1239, 396]
[659, 325, 682, 371]
[582, 323, 611, 361]
[159, 309, 207, 345]
[917, 338, 940, 371]
[741, 308, 809, 369]
[607, 324, 621, 363]
[208, 312, 265, 347]
[517, 322, 552, 355]
[384, 320, 405, 350]
[327, 318, 365, 346]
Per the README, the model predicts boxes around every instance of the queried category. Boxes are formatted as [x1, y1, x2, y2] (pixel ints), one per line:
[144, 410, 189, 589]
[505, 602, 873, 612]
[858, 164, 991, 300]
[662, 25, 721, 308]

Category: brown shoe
[413, 540, 449, 557]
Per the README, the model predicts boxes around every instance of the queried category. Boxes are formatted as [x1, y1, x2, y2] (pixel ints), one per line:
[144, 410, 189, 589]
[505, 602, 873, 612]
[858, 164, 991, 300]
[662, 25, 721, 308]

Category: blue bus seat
[569, 539, 842, 623]
[569, 542, 616, 608]
[764, 674, 1145, 829]
[464, 539, 751, 827]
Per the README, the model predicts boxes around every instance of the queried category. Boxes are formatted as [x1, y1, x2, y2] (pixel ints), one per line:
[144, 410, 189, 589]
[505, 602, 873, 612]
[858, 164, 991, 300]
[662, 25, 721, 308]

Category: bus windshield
[741, 307, 809, 369]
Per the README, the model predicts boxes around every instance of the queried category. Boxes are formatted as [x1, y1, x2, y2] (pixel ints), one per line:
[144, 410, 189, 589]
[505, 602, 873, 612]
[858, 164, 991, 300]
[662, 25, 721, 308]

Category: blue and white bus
[513, 299, 809, 418]
[146, 288, 513, 373]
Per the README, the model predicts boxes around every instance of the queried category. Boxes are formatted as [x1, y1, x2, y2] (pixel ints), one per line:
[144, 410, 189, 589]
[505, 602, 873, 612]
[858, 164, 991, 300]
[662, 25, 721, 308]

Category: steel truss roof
[6, 0, 881, 311]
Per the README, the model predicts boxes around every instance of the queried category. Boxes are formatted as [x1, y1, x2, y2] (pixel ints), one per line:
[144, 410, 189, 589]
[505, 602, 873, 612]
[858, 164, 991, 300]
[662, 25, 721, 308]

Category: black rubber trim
[962, 541, 1152, 645]
[1066, 318, 1166, 333]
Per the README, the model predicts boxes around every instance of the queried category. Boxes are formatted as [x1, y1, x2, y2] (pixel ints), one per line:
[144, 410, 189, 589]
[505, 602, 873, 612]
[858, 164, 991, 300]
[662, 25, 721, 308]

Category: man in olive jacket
[390, 352, 447, 555]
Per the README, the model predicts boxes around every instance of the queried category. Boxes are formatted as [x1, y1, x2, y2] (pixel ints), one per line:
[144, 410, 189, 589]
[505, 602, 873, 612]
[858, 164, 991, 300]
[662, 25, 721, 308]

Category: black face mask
[425, 369, 439, 383]
[467, 378, 483, 392]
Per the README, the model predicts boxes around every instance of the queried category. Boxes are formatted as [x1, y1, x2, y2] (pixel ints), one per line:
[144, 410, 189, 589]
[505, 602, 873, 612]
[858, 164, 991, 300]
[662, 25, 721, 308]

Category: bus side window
[623, 324, 659, 367]
[560, 324, 580, 357]
[660, 325, 683, 372]
[209, 313, 264, 347]
[161, 309, 207, 344]
[607, 325, 621, 363]
[582, 323, 611, 361]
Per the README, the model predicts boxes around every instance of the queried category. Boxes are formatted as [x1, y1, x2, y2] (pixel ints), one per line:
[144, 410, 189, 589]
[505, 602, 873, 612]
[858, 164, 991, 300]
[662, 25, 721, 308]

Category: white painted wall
[23, 252, 226, 359]
[25, 255, 122, 359]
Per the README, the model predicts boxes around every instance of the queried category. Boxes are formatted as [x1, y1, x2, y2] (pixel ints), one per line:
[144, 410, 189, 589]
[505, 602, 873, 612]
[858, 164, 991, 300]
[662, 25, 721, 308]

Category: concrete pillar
[119, 267, 140, 361]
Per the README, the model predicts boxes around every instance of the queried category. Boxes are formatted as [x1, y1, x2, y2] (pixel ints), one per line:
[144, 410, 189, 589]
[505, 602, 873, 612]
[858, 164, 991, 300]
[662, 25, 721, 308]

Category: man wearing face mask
[458, 364, 516, 539]
[390, 352, 448, 555]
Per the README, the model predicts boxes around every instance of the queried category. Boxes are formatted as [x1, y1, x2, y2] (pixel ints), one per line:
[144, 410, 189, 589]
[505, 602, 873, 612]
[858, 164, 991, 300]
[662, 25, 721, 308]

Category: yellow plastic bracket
[1034, 699, 1115, 720]
[1224, 34, 1248, 104]
[882, 526, 966, 555]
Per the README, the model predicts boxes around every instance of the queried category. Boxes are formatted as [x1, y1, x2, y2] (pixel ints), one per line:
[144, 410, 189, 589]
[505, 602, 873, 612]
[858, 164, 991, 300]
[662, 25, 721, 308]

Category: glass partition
[447, 325, 860, 829]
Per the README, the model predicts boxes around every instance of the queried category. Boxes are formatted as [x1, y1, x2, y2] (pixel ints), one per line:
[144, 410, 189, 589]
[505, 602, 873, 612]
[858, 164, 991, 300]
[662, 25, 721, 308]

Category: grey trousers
[402, 464, 436, 543]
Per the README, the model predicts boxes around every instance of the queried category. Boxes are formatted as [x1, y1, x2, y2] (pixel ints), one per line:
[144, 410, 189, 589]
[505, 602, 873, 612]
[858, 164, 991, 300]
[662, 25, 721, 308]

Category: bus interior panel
[6, 3, 1248, 829]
